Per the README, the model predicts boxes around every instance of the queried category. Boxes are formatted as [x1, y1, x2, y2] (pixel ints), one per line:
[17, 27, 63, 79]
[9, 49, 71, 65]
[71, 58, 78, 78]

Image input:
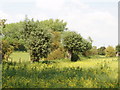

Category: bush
[47, 47, 66, 60]
[83, 46, 98, 57]
[105, 46, 116, 57]
[2, 40, 14, 60]
[51, 31, 61, 51]
[83, 50, 91, 57]
[97, 46, 106, 55]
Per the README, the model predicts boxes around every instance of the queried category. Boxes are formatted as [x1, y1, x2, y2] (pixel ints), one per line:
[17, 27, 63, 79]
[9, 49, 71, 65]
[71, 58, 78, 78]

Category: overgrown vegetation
[2, 52, 118, 88]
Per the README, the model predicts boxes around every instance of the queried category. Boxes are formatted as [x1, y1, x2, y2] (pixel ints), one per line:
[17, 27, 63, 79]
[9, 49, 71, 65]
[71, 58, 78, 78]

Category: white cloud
[36, 0, 65, 11]
[35, 0, 90, 11]
[0, 11, 25, 24]
[81, 0, 118, 3]
[1, 0, 34, 3]
[0, 11, 8, 19]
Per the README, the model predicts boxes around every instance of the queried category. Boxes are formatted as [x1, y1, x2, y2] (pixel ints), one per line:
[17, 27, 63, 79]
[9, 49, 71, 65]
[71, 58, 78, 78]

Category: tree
[39, 19, 67, 32]
[0, 19, 14, 62]
[2, 40, 14, 60]
[3, 21, 26, 51]
[62, 31, 92, 61]
[83, 46, 98, 57]
[97, 46, 106, 55]
[50, 31, 62, 51]
[116, 44, 120, 52]
[22, 17, 52, 62]
[39, 19, 67, 59]
[105, 46, 116, 57]
[115, 44, 120, 56]
[0, 19, 7, 62]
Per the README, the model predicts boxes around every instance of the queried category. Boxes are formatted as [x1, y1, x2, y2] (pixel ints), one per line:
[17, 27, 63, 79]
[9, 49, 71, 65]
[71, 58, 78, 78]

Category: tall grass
[2, 52, 118, 88]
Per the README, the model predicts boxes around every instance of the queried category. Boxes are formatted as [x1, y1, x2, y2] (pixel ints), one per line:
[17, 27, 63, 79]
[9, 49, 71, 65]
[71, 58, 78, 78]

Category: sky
[0, 0, 118, 48]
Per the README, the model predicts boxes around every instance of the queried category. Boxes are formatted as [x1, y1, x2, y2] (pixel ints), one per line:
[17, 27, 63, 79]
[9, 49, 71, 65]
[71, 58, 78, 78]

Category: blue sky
[0, 0, 118, 48]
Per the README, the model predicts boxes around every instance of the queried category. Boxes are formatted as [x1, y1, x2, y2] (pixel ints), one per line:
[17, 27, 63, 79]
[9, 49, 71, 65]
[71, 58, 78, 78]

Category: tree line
[0, 17, 120, 62]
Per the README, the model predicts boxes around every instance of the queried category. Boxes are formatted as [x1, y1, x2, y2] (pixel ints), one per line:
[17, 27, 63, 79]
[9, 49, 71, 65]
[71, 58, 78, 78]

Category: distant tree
[90, 46, 98, 55]
[22, 17, 52, 62]
[83, 46, 98, 57]
[62, 31, 92, 61]
[105, 46, 116, 57]
[97, 46, 106, 55]
[116, 44, 120, 52]
[115, 44, 120, 56]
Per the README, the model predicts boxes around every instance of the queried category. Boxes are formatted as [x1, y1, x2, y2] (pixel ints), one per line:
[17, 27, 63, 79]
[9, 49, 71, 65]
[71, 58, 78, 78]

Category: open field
[2, 52, 119, 88]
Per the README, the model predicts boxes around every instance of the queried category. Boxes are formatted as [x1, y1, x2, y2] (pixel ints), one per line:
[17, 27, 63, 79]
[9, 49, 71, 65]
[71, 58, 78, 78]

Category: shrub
[105, 46, 116, 57]
[2, 40, 14, 60]
[51, 31, 61, 51]
[83, 46, 98, 57]
[47, 47, 66, 60]
[97, 46, 106, 55]
[83, 50, 91, 57]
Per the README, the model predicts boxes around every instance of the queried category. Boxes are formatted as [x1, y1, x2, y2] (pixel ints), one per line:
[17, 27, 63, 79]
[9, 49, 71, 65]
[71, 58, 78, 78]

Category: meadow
[2, 52, 119, 88]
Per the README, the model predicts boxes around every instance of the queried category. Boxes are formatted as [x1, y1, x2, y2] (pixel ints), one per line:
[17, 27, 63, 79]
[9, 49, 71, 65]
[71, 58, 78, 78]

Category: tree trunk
[30, 51, 39, 62]
[68, 50, 73, 60]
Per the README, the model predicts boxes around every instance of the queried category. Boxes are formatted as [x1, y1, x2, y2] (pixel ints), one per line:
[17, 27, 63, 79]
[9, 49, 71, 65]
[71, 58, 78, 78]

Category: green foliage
[0, 19, 6, 29]
[2, 40, 14, 60]
[83, 50, 91, 57]
[62, 31, 92, 61]
[2, 53, 118, 88]
[83, 46, 98, 57]
[46, 47, 66, 60]
[62, 31, 92, 52]
[3, 22, 26, 51]
[116, 44, 120, 52]
[22, 18, 52, 62]
[40, 19, 67, 32]
[105, 46, 116, 57]
[97, 46, 106, 55]
[51, 31, 62, 51]
[90, 46, 98, 55]
[0, 41, 2, 63]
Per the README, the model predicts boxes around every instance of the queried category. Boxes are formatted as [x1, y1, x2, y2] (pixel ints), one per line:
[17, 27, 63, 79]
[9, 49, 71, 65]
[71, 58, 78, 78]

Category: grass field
[2, 52, 119, 88]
